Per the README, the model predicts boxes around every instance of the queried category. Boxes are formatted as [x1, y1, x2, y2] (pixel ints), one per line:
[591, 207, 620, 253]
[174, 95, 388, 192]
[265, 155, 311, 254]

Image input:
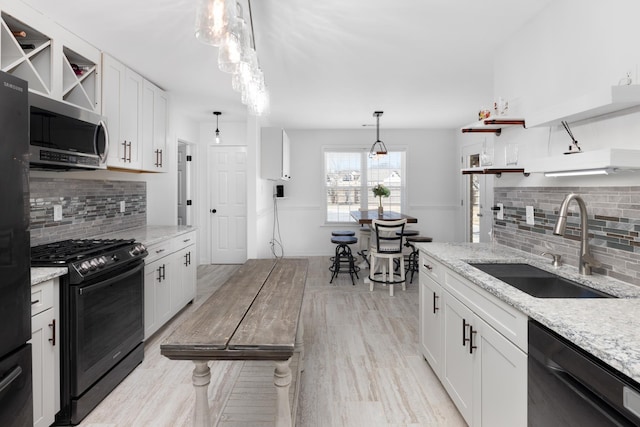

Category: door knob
[210, 209, 217, 213]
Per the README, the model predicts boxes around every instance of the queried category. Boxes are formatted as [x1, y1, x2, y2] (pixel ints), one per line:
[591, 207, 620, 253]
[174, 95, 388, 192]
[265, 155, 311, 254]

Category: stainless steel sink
[469, 263, 615, 298]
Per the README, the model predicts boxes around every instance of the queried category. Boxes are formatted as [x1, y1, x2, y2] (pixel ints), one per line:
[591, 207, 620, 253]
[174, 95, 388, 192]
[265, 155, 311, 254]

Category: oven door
[70, 261, 144, 396]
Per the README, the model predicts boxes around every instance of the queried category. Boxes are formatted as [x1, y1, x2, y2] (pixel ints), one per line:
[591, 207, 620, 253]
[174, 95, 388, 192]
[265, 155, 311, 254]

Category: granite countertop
[416, 242, 640, 384]
[91, 225, 196, 246]
[30, 226, 196, 286]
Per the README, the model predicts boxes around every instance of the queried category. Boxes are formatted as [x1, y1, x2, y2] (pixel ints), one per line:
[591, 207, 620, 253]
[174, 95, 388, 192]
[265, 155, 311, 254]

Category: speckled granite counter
[31, 267, 67, 286]
[92, 225, 196, 246]
[416, 242, 640, 383]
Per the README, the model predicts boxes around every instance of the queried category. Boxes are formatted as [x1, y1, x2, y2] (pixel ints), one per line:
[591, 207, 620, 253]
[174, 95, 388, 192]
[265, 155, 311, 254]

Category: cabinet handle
[469, 325, 477, 354]
[31, 299, 40, 305]
[423, 264, 433, 271]
[183, 238, 191, 243]
[48, 319, 56, 346]
[121, 141, 128, 162]
[432, 292, 439, 314]
[157, 264, 166, 282]
[462, 319, 470, 347]
[161, 264, 166, 281]
[159, 149, 163, 167]
[184, 252, 189, 266]
[128, 141, 132, 162]
[156, 248, 166, 254]
[187, 251, 191, 266]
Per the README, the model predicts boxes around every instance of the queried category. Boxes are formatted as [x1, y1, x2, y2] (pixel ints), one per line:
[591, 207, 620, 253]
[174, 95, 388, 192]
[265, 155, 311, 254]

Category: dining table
[350, 210, 418, 225]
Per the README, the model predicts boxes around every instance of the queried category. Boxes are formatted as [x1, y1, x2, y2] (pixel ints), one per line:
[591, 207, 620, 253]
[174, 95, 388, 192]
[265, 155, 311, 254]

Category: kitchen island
[416, 242, 640, 383]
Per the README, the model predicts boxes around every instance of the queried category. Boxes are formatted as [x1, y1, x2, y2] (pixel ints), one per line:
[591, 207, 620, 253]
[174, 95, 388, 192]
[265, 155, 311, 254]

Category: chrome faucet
[553, 193, 600, 275]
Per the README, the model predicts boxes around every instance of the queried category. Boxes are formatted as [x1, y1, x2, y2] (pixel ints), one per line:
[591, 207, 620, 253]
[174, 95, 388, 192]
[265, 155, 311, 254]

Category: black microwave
[29, 93, 108, 170]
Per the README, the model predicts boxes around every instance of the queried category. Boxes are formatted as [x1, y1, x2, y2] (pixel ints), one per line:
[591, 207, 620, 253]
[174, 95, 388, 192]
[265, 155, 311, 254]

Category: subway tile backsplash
[494, 186, 640, 286]
[30, 178, 146, 246]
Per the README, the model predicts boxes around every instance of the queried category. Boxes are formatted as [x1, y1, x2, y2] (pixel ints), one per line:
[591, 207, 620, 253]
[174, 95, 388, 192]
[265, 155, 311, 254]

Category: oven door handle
[0, 366, 22, 394]
[78, 262, 144, 296]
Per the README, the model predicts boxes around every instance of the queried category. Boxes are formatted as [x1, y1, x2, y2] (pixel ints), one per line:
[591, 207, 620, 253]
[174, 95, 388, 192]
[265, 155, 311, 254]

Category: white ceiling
[21, 0, 551, 129]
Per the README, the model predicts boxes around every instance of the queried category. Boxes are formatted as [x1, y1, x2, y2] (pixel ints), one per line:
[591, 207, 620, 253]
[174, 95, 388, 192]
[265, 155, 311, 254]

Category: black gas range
[31, 238, 147, 283]
[31, 238, 147, 425]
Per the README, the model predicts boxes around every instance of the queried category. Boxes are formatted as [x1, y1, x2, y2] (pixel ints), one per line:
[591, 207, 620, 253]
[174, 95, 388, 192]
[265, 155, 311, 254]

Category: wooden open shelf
[461, 118, 526, 135]
[461, 167, 529, 177]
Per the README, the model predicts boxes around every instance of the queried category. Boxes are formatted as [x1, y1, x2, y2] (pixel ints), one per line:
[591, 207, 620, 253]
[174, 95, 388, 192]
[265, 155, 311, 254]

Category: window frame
[323, 146, 407, 224]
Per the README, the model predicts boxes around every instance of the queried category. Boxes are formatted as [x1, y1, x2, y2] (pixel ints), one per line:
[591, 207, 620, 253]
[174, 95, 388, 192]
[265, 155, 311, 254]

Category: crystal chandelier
[195, 0, 269, 116]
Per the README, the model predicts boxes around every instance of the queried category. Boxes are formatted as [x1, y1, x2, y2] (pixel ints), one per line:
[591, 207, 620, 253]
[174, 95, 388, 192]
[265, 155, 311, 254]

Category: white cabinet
[102, 54, 169, 172]
[144, 231, 197, 340]
[0, 2, 101, 112]
[419, 251, 528, 426]
[419, 256, 443, 377]
[30, 278, 60, 427]
[102, 54, 142, 170]
[261, 127, 291, 180]
[141, 80, 168, 172]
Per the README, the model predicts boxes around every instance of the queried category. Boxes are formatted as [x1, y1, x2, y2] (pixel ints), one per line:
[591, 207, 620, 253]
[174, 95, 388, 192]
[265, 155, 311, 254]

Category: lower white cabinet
[419, 251, 527, 426]
[30, 278, 60, 427]
[144, 231, 197, 340]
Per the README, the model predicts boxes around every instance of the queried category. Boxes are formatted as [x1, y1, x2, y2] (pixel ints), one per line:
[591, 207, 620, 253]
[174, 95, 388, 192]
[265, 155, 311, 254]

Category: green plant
[372, 184, 390, 207]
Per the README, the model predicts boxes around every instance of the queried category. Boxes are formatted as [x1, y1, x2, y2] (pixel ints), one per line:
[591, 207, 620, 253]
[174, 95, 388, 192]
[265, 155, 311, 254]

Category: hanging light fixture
[213, 111, 222, 144]
[218, 3, 246, 73]
[369, 111, 388, 158]
[194, 0, 234, 46]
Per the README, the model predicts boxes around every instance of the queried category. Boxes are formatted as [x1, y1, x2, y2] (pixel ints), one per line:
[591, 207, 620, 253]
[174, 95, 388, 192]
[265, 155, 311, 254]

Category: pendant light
[213, 111, 222, 144]
[195, 0, 234, 46]
[369, 111, 388, 159]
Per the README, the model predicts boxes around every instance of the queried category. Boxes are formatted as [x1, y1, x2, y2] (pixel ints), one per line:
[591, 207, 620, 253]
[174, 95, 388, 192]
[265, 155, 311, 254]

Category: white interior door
[208, 146, 247, 264]
[177, 143, 188, 225]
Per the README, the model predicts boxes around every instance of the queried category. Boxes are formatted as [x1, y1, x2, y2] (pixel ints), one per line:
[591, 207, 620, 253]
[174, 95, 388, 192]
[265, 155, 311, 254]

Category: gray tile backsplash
[494, 186, 640, 286]
[30, 178, 146, 246]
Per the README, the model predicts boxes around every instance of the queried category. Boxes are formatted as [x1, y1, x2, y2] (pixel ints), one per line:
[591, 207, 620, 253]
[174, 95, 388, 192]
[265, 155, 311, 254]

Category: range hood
[525, 148, 640, 176]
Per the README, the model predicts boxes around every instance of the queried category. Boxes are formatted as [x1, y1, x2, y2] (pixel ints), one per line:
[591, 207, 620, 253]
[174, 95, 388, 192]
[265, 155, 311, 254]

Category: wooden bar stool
[329, 235, 360, 285]
[368, 219, 406, 296]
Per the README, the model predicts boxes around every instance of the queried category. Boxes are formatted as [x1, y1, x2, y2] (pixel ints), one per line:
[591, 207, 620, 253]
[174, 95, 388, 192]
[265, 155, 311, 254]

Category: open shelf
[461, 118, 526, 135]
[527, 85, 640, 127]
[62, 46, 98, 111]
[0, 12, 51, 95]
[461, 167, 529, 177]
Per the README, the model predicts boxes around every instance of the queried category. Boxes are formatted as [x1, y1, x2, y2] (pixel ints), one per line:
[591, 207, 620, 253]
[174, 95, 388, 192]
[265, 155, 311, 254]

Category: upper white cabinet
[261, 127, 291, 181]
[102, 54, 169, 172]
[0, 2, 101, 112]
[141, 79, 168, 172]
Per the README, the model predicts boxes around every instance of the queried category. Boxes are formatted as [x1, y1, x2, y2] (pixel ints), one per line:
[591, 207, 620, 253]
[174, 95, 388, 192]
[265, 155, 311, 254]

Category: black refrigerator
[0, 71, 33, 426]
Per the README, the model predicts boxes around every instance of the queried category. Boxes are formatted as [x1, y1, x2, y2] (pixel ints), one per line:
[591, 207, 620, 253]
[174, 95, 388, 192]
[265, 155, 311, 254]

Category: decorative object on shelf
[213, 111, 222, 144]
[505, 143, 519, 166]
[478, 107, 491, 120]
[372, 184, 390, 214]
[494, 97, 509, 116]
[480, 138, 493, 166]
[369, 111, 388, 159]
[560, 120, 581, 154]
[195, 0, 269, 116]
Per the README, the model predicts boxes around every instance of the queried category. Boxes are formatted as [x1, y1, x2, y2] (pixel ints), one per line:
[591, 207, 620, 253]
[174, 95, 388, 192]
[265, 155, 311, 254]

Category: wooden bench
[161, 258, 308, 427]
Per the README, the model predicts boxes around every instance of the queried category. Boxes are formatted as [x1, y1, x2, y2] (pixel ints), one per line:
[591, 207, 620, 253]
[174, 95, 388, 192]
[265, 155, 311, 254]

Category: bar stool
[331, 230, 355, 237]
[329, 235, 360, 285]
[368, 219, 406, 296]
[405, 236, 433, 284]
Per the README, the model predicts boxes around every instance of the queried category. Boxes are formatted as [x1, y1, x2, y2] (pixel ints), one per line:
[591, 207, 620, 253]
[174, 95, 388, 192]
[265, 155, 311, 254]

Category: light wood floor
[79, 256, 465, 427]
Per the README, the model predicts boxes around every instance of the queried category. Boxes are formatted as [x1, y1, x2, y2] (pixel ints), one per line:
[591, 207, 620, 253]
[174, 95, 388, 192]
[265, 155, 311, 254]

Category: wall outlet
[53, 204, 62, 221]
[120, 201, 126, 213]
[526, 205, 535, 225]
[497, 203, 504, 220]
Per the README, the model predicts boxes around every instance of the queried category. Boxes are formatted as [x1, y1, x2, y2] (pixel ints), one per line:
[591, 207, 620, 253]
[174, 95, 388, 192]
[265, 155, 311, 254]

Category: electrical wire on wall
[270, 191, 284, 258]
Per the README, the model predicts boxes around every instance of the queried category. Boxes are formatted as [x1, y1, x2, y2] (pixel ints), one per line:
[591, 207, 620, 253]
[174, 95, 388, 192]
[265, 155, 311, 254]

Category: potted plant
[372, 184, 390, 214]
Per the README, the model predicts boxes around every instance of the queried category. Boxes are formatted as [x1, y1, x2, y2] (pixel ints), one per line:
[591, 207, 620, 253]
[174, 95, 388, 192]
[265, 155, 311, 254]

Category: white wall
[488, 0, 640, 188]
[256, 128, 460, 257]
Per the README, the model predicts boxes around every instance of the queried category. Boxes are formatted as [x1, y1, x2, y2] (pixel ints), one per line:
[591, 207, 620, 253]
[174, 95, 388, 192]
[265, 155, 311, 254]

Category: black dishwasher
[528, 320, 640, 426]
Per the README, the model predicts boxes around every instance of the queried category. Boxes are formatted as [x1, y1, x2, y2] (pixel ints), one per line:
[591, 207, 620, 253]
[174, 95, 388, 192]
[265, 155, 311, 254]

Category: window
[324, 150, 406, 223]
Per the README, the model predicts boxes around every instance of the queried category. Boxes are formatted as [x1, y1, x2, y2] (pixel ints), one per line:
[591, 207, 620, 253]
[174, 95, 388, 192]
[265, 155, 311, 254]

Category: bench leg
[192, 361, 212, 427]
[274, 358, 293, 427]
